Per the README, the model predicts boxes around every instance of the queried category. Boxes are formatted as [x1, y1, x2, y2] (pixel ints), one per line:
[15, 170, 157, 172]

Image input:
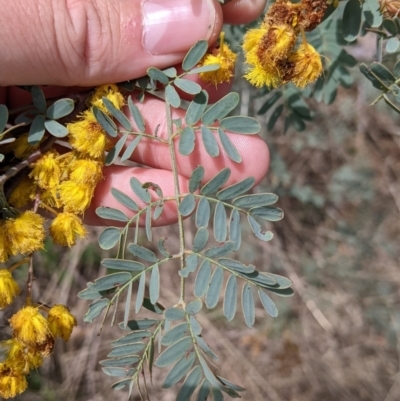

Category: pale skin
[0, 0, 270, 225]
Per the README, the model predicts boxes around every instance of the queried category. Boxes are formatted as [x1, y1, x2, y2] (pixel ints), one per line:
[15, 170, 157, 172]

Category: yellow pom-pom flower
[8, 176, 36, 208]
[12, 134, 39, 159]
[50, 213, 87, 247]
[0, 270, 20, 309]
[29, 150, 61, 190]
[260, 24, 296, 62]
[67, 110, 110, 159]
[286, 42, 323, 88]
[9, 306, 54, 350]
[199, 32, 237, 86]
[5, 211, 45, 256]
[90, 84, 125, 113]
[47, 304, 77, 341]
[69, 159, 103, 186]
[0, 370, 28, 399]
[244, 60, 281, 89]
[58, 181, 94, 214]
[1, 339, 43, 372]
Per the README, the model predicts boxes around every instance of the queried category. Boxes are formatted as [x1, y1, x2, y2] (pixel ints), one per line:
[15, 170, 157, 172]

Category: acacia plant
[0, 0, 398, 399]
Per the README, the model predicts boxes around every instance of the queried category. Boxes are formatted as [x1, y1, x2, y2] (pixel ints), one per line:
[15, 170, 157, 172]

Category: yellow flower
[8, 176, 36, 208]
[40, 187, 62, 209]
[12, 134, 39, 159]
[29, 150, 61, 190]
[69, 159, 103, 186]
[244, 61, 281, 89]
[50, 213, 87, 247]
[0, 270, 20, 309]
[1, 339, 43, 372]
[286, 42, 322, 88]
[259, 24, 296, 62]
[4, 211, 45, 256]
[58, 181, 94, 214]
[243, 27, 267, 55]
[68, 111, 110, 158]
[9, 306, 54, 350]
[0, 224, 11, 263]
[90, 84, 125, 113]
[199, 32, 237, 86]
[47, 305, 77, 341]
[0, 371, 28, 399]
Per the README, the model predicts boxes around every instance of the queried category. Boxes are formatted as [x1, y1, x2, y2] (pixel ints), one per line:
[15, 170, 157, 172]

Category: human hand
[0, 0, 270, 225]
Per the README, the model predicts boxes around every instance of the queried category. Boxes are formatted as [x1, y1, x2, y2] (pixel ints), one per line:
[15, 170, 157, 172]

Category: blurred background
[6, 10, 400, 401]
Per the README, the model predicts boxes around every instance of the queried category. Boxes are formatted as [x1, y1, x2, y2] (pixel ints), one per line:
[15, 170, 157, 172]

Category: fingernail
[142, 0, 216, 55]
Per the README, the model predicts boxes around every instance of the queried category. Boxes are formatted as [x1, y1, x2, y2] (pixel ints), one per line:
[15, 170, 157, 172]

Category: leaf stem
[165, 101, 187, 303]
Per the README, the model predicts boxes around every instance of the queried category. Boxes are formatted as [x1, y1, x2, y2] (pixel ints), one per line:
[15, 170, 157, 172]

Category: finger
[84, 166, 189, 226]
[0, 0, 223, 87]
[222, 0, 267, 24]
[124, 93, 270, 186]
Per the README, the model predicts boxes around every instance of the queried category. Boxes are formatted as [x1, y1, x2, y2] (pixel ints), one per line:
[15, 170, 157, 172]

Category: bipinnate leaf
[248, 215, 274, 241]
[96, 207, 128, 222]
[147, 67, 169, 85]
[186, 299, 202, 315]
[204, 241, 235, 258]
[179, 254, 198, 278]
[179, 127, 196, 155]
[197, 379, 211, 401]
[102, 259, 144, 272]
[93, 106, 118, 137]
[250, 206, 284, 221]
[166, 85, 181, 108]
[161, 322, 189, 346]
[214, 201, 227, 242]
[28, 115, 46, 144]
[121, 134, 142, 162]
[342, 0, 362, 42]
[223, 275, 237, 321]
[219, 116, 261, 134]
[196, 197, 211, 228]
[189, 166, 205, 193]
[182, 40, 208, 71]
[31, 86, 46, 114]
[102, 97, 132, 131]
[105, 133, 128, 165]
[118, 319, 158, 331]
[98, 227, 121, 250]
[194, 260, 212, 298]
[111, 333, 150, 348]
[186, 90, 208, 126]
[201, 93, 239, 125]
[218, 128, 242, 162]
[229, 209, 241, 251]
[193, 227, 209, 252]
[212, 388, 224, 401]
[102, 367, 136, 377]
[128, 96, 145, 131]
[205, 266, 224, 309]
[110, 187, 139, 211]
[176, 366, 203, 401]
[242, 283, 255, 328]
[135, 272, 145, 313]
[233, 193, 278, 208]
[83, 298, 109, 323]
[130, 177, 151, 203]
[218, 258, 255, 274]
[174, 78, 202, 95]
[44, 120, 69, 138]
[201, 168, 231, 195]
[155, 336, 192, 367]
[179, 194, 196, 216]
[106, 347, 143, 359]
[162, 352, 196, 388]
[258, 289, 278, 318]
[149, 265, 160, 304]
[127, 244, 158, 262]
[93, 272, 131, 292]
[201, 125, 220, 157]
[165, 307, 186, 321]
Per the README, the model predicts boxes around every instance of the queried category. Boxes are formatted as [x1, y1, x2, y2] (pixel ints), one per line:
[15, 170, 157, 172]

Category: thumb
[0, 0, 222, 86]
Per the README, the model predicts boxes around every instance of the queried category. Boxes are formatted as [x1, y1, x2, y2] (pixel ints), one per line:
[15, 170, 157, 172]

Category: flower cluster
[0, 305, 76, 399]
[243, 0, 329, 89]
[0, 84, 125, 398]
